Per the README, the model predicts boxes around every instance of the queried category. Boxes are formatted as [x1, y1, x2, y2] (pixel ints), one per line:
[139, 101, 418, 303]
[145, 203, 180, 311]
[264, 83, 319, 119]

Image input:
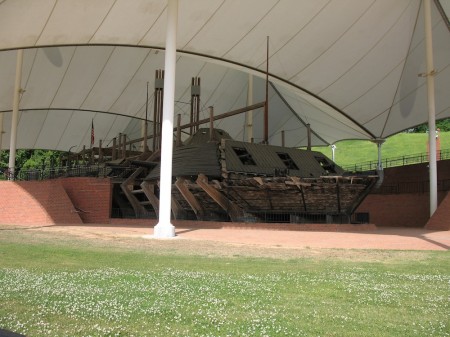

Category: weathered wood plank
[140, 181, 159, 213]
[196, 174, 244, 221]
[175, 177, 204, 220]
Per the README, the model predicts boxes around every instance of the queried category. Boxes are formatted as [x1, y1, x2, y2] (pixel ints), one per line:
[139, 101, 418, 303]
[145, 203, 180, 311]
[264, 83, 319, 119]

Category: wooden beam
[287, 176, 308, 212]
[181, 102, 265, 131]
[153, 180, 183, 220]
[285, 176, 312, 187]
[120, 167, 147, 215]
[170, 195, 184, 220]
[196, 173, 244, 221]
[124, 102, 265, 147]
[253, 177, 264, 186]
[175, 177, 204, 220]
[141, 181, 160, 214]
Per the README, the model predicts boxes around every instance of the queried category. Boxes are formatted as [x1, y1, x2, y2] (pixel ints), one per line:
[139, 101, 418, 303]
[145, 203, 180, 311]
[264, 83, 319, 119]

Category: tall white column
[8, 49, 24, 180]
[423, 0, 438, 216]
[154, 0, 178, 238]
[371, 138, 385, 171]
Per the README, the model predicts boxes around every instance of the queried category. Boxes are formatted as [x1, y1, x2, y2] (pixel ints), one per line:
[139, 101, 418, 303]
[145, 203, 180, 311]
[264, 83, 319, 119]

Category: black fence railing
[1, 164, 110, 181]
[342, 148, 450, 172]
[110, 207, 370, 224]
[372, 178, 450, 195]
[241, 211, 369, 224]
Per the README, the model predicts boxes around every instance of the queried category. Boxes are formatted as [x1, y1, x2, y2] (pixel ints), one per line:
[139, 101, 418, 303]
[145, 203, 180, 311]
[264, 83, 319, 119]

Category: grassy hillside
[313, 131, 450, 167]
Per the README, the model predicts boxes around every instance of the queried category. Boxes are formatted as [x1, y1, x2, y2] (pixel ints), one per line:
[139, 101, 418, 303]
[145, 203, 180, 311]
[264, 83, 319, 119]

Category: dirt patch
[1, 223, 447, 262]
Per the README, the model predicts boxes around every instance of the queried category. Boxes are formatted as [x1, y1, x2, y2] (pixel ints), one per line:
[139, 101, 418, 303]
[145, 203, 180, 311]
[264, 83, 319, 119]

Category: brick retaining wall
[60, 177, 111, 224]
[0, 180, 82, 225]
[426, 192, 450, 230]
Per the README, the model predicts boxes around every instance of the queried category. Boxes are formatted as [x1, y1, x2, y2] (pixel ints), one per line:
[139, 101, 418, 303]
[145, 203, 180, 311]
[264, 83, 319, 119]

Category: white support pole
[246, 74, 253, 143]
[8, 49, 24, 180]
[154, 0, 178, 238]
[377, 142, 382, 170]
[423, 0, 438, 216]
[331, 145, 336, 162]
[371, 138, 385, 171]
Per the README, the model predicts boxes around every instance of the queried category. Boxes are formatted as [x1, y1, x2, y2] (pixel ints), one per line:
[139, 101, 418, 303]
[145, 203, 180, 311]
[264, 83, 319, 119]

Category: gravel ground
[1, 223, 448, 261]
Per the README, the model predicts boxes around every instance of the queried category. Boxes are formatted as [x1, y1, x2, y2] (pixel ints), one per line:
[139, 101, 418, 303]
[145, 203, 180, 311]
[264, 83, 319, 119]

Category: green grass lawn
[313, 131, 450, 167]
[0, 228, 449, 336]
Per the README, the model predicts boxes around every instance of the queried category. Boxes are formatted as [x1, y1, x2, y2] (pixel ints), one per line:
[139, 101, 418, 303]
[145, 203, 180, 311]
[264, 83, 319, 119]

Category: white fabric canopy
[0, 0, 449, 152]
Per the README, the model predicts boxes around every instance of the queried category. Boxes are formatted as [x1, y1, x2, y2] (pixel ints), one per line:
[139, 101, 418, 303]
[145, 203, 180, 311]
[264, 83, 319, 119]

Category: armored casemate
[113, 128, 377, 223]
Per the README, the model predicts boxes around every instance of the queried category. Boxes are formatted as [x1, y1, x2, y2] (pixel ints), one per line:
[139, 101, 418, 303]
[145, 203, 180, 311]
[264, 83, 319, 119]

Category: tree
[408, 118, 450, 133]
[0, 149, 61, 171]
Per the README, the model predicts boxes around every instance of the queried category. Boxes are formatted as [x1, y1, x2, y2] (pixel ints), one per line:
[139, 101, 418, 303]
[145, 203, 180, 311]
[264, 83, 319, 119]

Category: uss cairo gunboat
[112, 128, 378, 224]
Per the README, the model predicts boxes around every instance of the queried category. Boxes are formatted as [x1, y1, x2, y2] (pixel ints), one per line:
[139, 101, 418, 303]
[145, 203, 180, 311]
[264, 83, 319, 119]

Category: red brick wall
[60, 177, 112, 224]
[357, 194, 429, 227]
[381, 160, 450, 183]
[1, 160, 448, 229]
[0, 180, 82, 225]
[0, 177, 111, 225]
[426, 192, 450, 230]
[356, 160, 450, 228]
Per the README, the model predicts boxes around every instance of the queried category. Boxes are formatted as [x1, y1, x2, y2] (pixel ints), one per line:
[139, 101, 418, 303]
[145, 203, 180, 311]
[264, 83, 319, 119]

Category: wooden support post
[176, 113, 181, 147]
[190, 78, 194, 135]
[286, 176, 310, 212]
[122, 134, 127, 158]
[155, 180, 182, 220]
[264, 36, 269, 145]
[175, 177, 204, 220]
[154, 69, 164, 152]
[141, 181, 160, 214]
[110, 137, 115, 160]
[209, 106, 214, 141]
[190, 77, 201, 135]
[281, 130, 285, 147]
[307, 124, 311, 151]
[99, 139, 103, 163]
[118, 133, 122, 158]
[170, 195, 184, 220]
[143, 81, 149, 153]
[196, 173, 244, 221]
[90, 146, 94, 164]
[120, 167, 147, 216]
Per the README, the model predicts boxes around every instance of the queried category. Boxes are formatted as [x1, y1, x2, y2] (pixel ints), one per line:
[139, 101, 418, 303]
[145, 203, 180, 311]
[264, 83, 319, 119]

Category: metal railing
[1, 164, 110, 181]
[110, 207, 370, 224]
[372, 178, 450, 195]
[0, 162, 149, 181]
[342, 148, 450, 172]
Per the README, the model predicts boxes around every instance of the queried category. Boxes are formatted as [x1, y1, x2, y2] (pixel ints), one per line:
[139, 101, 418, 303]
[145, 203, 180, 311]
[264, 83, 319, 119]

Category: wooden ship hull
[113, 129, 378, 224]
[109, 71, 377, 224]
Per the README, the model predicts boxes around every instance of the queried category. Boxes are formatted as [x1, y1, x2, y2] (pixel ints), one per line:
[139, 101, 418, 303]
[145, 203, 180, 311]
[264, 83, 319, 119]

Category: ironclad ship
[112, 127, 377, 224]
